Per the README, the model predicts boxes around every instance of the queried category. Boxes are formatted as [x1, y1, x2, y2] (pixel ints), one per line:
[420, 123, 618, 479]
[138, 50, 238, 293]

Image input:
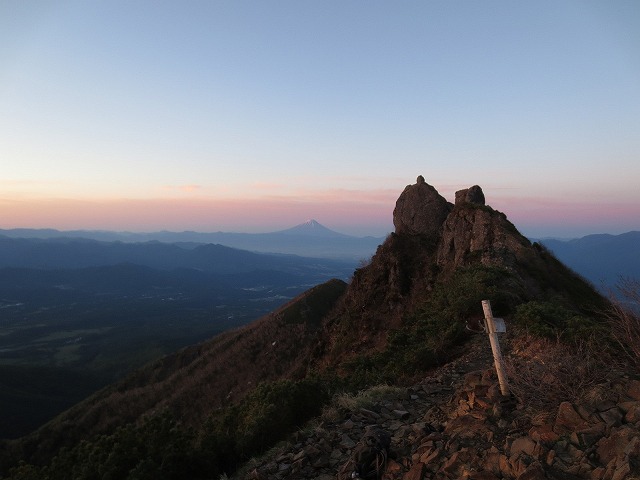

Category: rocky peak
[391, 177, 529, 273]
[455, 185, 485, 206]
[392, 178, 488, 239]
[392, 176, 452, 238]
[437, 184, 531, 274]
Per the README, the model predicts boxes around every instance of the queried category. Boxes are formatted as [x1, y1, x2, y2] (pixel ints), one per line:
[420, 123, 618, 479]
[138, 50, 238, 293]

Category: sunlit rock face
[438, 184, 532, 274]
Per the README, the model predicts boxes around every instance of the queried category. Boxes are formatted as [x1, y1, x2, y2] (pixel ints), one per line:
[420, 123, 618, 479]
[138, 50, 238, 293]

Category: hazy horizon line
[1, 222, 638, 242]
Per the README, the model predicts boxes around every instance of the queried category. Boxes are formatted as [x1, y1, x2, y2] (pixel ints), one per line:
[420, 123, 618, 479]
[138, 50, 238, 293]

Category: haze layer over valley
[0, 233, 356, 439]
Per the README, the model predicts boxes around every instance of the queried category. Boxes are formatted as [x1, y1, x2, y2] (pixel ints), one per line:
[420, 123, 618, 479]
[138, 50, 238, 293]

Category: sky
[1, 1, 639, 238]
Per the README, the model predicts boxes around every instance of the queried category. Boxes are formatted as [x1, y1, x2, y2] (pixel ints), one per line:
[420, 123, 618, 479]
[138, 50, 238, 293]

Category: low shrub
[513, 300, 602, 340]
[6, 413, 203, 480]
[5, 377, 330, 480]
[198, 376, 330, 475]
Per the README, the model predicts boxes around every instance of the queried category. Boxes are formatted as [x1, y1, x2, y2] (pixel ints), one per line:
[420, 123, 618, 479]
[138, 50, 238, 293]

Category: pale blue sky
[1, 1, 639, 237]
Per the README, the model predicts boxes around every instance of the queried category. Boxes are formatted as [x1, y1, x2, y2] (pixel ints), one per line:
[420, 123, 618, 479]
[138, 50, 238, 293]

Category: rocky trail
[239, 335, 640, 480]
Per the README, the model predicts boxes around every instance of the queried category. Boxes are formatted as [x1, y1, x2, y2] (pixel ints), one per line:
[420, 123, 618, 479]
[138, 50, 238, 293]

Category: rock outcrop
[436, 199, 531, 274]
[322, 176, 604, 367]
[392, 176, 452, 239]
[455, 185, 485, 206]
[391, 177, 532, 274]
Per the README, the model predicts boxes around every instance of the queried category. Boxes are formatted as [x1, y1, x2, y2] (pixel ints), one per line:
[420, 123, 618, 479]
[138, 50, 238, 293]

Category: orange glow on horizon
[1, 190, 638, 237]
[0, 194, 395, 234]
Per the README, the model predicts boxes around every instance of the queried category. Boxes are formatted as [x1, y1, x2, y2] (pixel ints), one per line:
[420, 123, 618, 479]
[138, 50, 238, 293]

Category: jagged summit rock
[392, 176, 452, 238]
[391, 177, 527, 274]
[455, 185, 485, 206]
[438, 184, 530, 273]
[392, 177, 487, 239]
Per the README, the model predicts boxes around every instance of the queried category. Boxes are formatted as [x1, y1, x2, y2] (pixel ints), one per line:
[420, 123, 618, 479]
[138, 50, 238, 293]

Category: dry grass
[504, 334, 615, 414]
[606, 278, 640, 368]
[321, 385, 406, 422]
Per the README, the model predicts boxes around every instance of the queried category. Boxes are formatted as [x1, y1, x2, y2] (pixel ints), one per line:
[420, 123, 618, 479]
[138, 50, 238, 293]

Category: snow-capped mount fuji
[275, 219, 350, 238]
[260, 219, 382, 258]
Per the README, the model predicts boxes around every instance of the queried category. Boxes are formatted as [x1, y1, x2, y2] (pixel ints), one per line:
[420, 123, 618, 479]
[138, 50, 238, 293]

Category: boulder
[435, 185, 531, 273]
[509, 436, 539, 459]
[515, 461, 546, 480]
[596, 426, 637, 465]
[571, 423, 606, 449]
[528, 424, 559, 445]
[620, 400, 640, 423]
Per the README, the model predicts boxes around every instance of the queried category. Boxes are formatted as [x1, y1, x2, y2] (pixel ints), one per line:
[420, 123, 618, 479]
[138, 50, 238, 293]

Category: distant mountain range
[0, 223, 638, 291]
[0, 235, 355, 280]
[539, 231, 640, 291]
[0, 220, 383, 260]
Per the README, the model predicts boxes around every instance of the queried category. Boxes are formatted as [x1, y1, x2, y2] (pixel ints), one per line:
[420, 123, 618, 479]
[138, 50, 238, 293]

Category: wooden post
[481, 300, 510, 396]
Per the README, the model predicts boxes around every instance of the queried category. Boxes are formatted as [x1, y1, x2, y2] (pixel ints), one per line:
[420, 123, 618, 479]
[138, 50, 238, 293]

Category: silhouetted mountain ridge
[540, 231, 640, 290]
[0, 235, 354, 276]
[0, 220, 383, 260]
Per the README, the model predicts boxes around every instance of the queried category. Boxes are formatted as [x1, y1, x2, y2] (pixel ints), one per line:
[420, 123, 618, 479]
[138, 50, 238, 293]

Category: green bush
[5, 413, 204, 480]
[337, 266, 522, 387]
[527, 243, 609, 311]
[232, 378, 328, 455]
[513, 300, 601, 339]
[424, 265, 524, 320]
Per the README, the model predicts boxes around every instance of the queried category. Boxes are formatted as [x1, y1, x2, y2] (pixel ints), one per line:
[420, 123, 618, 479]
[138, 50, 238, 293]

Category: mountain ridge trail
[238, 332, 640, 480]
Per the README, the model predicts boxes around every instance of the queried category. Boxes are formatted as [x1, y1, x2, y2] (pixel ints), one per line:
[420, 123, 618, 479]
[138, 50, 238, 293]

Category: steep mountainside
[0, 177, 616, 479]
